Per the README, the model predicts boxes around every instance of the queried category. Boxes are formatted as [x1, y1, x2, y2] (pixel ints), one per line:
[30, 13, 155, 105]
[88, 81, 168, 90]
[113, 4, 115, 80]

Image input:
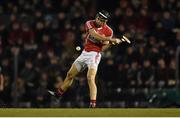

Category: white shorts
[74, 50, 101, 72]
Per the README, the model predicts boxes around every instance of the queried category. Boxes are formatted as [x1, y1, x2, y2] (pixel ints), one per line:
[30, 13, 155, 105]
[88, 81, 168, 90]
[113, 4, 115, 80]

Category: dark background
[0, 0, 180, 108]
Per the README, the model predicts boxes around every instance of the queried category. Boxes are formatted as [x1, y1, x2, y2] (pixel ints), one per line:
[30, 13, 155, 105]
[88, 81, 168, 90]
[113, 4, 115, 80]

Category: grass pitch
[0, 108, 180, 117]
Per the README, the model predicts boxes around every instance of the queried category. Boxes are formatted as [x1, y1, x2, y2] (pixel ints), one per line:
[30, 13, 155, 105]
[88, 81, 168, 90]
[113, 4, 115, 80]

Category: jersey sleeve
[85, 21, 93, 32]
[106, 27, 113, 38]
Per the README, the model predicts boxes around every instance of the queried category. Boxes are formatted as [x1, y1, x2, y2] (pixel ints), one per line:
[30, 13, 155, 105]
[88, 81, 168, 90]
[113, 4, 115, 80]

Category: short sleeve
[85, 21, 93, 32]
[106, 27, 113, 38]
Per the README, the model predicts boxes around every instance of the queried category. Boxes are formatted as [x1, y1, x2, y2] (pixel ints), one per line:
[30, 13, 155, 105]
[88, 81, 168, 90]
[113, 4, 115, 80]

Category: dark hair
[96, 10, 110, 20]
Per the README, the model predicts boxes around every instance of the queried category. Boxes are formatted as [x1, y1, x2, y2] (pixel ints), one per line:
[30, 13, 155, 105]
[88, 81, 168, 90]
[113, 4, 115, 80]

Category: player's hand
[110, 38, 121, 45]
[110, 36, 131, 45]
[115, 38, 121, 44]
[102, 41, 110, 45]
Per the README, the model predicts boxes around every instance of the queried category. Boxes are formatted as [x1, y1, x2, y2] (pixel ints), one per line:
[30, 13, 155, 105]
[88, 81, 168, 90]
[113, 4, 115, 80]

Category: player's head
[95, 10, 110, 26]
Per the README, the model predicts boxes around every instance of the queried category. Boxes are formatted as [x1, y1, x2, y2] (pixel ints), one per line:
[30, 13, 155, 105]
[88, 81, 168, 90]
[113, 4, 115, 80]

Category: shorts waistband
[83, 49, 101, 53]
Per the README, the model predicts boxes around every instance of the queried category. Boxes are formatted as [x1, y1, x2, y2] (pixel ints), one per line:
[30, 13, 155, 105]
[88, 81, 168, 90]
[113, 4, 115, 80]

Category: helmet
[96, 10, 110, 20]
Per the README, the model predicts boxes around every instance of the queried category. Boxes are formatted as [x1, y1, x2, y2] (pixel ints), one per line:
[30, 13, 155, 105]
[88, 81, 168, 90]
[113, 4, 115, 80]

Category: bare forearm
[102, 44, 110, 51]
[89, 29, 111, 41]
[88, 29, 122, 44]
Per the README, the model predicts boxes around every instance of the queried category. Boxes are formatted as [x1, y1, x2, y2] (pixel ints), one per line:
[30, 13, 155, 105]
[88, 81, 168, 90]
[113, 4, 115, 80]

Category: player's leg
[86, 52, 101, 108]
[60, 63, 79, 92]
[57, 63, 79, 96]
[87, 67, 98, 108]
[48, 51, 86, 98]
[48, 63, 79, 97]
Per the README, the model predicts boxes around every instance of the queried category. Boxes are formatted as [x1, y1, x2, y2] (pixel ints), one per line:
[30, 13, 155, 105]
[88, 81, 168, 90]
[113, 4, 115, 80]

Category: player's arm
[85, 21, 120, 44]
[88, 28, 120, 44]
[102, 31, 117, 51]
[102, 41, 111, 51]
[102, 38, 122, 51]
[88, 28, 110, 41]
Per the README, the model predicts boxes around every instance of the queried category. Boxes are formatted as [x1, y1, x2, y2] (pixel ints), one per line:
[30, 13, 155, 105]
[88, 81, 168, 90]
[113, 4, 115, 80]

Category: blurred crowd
[0, 0, 180, 108]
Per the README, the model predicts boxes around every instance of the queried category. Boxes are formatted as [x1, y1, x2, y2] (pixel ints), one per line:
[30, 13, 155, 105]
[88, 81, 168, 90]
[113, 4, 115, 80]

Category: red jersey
[84, 20, 113, 52]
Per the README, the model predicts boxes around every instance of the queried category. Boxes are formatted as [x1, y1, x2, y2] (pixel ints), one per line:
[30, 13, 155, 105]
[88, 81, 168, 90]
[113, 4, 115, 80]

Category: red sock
[56, 88, 64, 97]
[90, 100, 96, 108]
